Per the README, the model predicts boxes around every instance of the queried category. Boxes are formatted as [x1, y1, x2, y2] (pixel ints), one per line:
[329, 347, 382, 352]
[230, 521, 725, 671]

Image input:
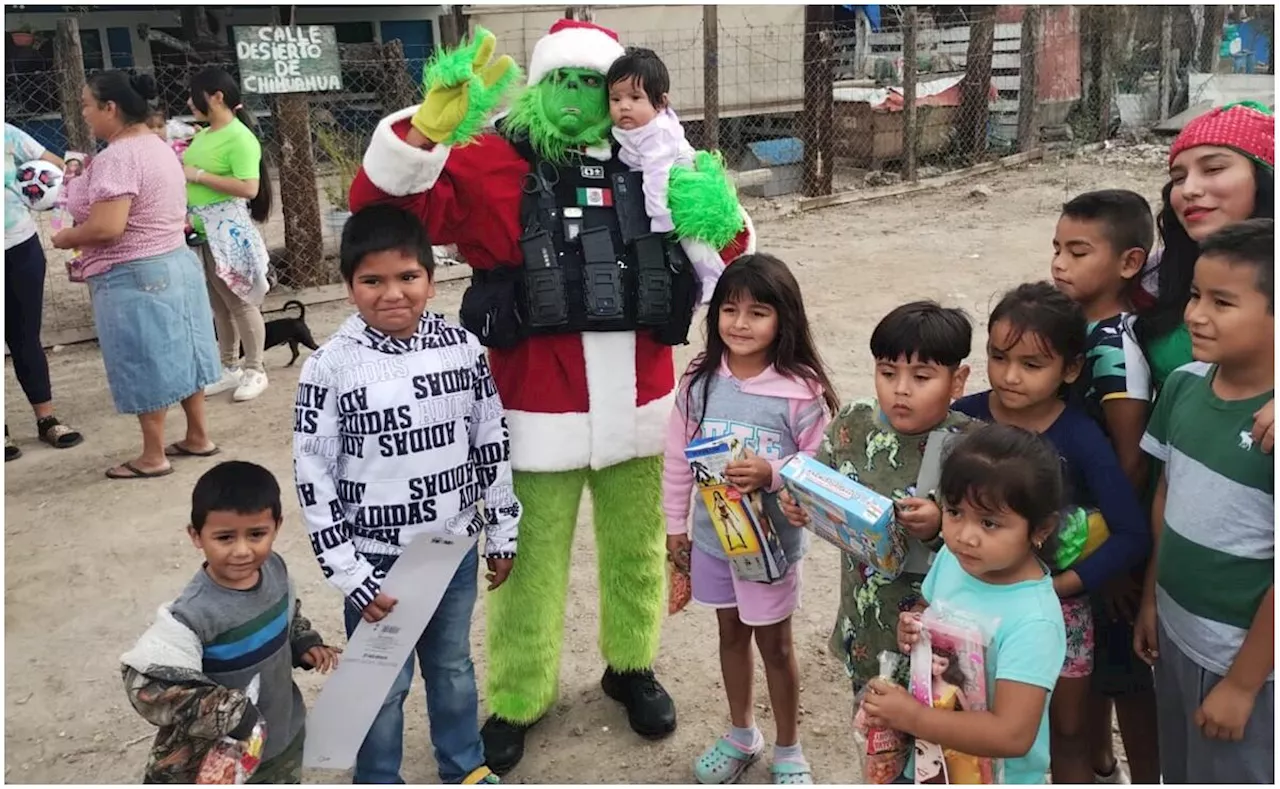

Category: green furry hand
[413, 26, 523, 146]
[669, 150, 746, 249]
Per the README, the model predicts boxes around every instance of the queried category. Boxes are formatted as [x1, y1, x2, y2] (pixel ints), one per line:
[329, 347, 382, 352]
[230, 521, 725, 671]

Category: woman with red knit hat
[1135, 101, 1274, 435]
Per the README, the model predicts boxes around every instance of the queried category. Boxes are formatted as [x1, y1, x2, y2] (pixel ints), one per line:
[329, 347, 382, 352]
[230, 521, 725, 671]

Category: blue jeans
[343, 548, 484, 784]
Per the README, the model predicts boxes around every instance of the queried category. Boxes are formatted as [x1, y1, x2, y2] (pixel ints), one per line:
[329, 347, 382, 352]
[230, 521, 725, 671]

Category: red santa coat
[351, 107, 756, 473]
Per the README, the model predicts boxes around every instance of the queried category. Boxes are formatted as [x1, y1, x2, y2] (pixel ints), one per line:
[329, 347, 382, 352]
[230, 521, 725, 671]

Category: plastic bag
[854, 650, 911, 783]
[196, 675, 267, 784]
[908, 603, 1003, 784]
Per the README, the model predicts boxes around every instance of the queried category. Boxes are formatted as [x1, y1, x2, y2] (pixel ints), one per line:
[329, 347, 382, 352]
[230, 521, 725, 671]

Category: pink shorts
[690, 546, 802, 627]
[1060, 594, 1095, 679]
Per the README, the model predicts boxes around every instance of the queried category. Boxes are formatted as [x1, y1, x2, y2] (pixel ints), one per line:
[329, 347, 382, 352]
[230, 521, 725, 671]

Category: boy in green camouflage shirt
[781, 302, 977, 689]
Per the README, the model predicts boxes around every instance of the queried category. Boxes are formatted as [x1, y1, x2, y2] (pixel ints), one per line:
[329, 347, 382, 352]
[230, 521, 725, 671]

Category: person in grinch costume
[350, 20, 755, 774]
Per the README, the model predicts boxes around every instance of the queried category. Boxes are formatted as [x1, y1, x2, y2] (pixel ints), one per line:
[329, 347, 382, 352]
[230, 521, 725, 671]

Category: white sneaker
[205, 366, 243, 396]
[233, 369, 269, 402]
[1094, 765, 1130, 784]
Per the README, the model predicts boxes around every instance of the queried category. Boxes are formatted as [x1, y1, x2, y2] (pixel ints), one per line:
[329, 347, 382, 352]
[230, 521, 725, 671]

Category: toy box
[685, 435, 789, 584]
[780, 454, 907, 579]
[908, 606, 1002, 784]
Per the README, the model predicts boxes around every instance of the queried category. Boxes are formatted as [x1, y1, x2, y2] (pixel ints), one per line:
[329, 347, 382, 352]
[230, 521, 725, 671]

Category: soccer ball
[15, 159, 63, 211]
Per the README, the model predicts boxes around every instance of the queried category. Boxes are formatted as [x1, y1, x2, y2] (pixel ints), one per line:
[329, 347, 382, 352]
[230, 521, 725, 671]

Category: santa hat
[526, 19, 625, 86]
[1169, 101, 1275, 172]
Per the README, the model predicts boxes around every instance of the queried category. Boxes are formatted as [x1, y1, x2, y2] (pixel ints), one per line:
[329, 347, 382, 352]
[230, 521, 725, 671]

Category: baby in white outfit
[607, 47, 726, 303]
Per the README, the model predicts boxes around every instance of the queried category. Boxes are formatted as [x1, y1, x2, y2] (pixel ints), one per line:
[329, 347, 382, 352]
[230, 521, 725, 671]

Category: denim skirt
[88, 246, 221, 414]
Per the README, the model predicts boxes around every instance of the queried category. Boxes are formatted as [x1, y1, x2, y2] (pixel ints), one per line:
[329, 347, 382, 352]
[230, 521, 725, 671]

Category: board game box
[685, 435, 789, 584]
[779, 454, 907, 579]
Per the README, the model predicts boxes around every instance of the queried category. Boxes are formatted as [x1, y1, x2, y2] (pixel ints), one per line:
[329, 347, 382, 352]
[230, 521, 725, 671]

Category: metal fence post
[902, 7, 919, 182]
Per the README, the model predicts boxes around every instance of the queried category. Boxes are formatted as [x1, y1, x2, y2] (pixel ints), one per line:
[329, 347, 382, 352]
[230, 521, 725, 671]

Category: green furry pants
[484, 455, 665, 724]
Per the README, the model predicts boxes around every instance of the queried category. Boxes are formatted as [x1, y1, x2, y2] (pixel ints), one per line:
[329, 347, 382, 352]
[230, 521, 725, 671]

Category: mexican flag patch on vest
[576, 187, 613, 207]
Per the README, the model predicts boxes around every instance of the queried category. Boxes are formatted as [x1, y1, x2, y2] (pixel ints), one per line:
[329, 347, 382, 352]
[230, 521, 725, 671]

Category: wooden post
[955, 5, 995, 163]
[53, 20, 93, 155]
[1095, 8, 1115, 142]
[271, 7, 326, 287]
[801, 4, 835, 198]
[439, 5, 468, 48]
[379, 39, 421, 110]
[703, 5, 719, 151]
[1159, 6, 1173, 120]
[1198, 5, 1227, 73]
[902, 7, 919, 181]
[1016, 5, 1041, 152]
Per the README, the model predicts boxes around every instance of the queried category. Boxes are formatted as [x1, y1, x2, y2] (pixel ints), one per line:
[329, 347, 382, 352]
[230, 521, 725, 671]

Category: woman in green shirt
[182, 67, 274, 403]
[1134, 102, 1274, 448]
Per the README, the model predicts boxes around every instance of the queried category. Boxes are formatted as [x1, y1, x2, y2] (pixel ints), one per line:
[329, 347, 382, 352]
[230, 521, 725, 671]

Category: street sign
[234, 25, 343, 94]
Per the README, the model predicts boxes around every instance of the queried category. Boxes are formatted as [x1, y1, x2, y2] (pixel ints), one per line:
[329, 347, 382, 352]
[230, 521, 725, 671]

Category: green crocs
[770, 760, 814, 785]
[694, 735, 762, 784]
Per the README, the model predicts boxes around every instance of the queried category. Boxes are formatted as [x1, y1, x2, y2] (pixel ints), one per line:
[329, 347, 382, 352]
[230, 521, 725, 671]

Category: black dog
[239, 300, 319, 366]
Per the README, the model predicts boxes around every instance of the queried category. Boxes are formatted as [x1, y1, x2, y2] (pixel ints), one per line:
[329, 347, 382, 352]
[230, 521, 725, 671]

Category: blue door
[380, 20, 434, 87]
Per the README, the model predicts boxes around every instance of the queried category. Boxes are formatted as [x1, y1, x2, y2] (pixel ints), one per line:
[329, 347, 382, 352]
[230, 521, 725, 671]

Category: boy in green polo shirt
[1136, 218, 1274, 784]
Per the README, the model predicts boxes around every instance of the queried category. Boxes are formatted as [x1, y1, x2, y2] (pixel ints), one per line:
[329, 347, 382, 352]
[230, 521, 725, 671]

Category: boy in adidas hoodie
[293, 204, 520, 784]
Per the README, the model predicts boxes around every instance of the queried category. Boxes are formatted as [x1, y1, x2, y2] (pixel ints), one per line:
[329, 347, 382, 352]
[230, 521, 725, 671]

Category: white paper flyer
[302, 534, 477, 770]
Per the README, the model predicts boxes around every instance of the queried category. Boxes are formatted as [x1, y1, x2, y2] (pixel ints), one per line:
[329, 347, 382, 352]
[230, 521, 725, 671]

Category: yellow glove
[412, 27, 519, 145]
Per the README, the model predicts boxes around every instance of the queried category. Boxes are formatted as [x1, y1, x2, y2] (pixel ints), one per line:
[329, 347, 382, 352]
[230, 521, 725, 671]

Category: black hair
[870, 301, 972, 367]
[146, 107, 167, 125]
[189, 67, 274, 223]
[86, 70, 158, 127]
[1198, 217, 1275, 312]
[988, 281, 1086, 365]
[938, 423, 1063, 566]
[340, 203, 435, 283]
[1060, 189, 1155, 256]
[191, 461, 282, 533]
[605, 47, 670, 108]
[1135, 163, 1274, 347]
[685, 253, 839, 424]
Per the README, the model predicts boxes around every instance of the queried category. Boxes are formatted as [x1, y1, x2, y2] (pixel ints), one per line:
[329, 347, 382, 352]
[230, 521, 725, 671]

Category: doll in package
[908, 605, 1002, 784]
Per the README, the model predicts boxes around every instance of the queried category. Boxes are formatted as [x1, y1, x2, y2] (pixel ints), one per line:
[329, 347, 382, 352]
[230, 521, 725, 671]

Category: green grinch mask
[503, 67, 612, 162]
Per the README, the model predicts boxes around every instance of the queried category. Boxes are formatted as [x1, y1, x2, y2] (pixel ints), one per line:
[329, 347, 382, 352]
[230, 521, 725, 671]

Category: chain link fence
[7, 5, 1272, 346]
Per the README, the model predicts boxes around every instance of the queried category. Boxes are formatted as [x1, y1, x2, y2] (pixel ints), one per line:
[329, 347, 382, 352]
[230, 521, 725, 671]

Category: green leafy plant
[314, 125, 364, 213]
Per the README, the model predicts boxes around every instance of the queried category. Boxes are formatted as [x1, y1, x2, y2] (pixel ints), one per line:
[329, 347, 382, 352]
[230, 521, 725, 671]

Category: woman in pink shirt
[52, 71, 221, 480]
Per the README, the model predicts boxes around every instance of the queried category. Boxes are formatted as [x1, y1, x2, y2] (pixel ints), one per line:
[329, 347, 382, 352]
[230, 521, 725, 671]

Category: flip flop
[164, 442, 221, 458]
[106, 461, 174, 480]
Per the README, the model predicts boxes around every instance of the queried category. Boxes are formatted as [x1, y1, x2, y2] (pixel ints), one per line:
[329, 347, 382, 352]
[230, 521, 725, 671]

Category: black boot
[5, 426, 19, 462]
[601, 667, 677, 739]
[481, 715, 531, 776]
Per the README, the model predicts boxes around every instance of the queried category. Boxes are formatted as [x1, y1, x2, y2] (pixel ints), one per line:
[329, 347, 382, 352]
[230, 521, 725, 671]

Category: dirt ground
[4, 151, 1168, 784]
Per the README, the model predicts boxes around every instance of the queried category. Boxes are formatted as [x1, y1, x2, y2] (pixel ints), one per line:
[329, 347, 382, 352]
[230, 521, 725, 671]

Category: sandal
[105, 461, 174, 480]
[694, 735, 762, 785]
[164, 442, 221, 458]
[770, 760, 814, 785]
[5, 428, 21, 462]
[37, 417, 83, 449]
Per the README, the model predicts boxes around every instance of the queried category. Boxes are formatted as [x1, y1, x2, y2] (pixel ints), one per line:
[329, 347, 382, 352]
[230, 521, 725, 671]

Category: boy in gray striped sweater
[121, 461, 340, 783]
[1136, 219, 1274, 783]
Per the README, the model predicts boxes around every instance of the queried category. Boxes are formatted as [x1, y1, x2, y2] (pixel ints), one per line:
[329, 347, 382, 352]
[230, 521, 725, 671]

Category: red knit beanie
[1168, 101, 1275, 171]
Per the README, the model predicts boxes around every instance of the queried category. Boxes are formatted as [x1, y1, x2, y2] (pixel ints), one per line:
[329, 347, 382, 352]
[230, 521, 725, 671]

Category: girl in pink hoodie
[664, 253, 837, 785]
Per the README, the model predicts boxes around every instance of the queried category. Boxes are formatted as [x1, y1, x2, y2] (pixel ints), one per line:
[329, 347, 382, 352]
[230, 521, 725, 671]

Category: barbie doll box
[685, 435, 789, 584]
[780, 455, 907, 579]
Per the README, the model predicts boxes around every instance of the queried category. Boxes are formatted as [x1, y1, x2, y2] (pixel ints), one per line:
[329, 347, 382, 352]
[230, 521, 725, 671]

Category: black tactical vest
[459, 125, 698, 350]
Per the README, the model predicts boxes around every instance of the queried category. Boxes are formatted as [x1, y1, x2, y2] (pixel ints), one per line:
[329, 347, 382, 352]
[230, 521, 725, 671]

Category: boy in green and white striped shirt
[1136, 218, 1274, 784]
